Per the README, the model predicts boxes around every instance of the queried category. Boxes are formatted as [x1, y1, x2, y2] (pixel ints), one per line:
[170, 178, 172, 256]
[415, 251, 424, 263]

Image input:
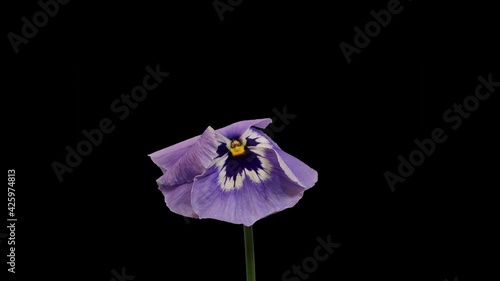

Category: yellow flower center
[229, 140, 245, 156]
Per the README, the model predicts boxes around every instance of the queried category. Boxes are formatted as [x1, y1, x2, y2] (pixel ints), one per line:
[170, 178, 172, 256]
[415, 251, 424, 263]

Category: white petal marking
[246, 169, 261, 183]
[235, 171, 245, 189]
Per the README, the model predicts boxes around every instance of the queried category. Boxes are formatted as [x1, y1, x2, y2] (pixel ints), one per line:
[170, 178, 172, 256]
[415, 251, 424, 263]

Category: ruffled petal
[191, 147, 307, 226]
[157, 179, 198, 218]
[149, 136, 199, 174]
[215, 118, 272, 140]
[149, 126, 218, 186]
[244, 128, 318, 189]
[273, 147, 318, 188]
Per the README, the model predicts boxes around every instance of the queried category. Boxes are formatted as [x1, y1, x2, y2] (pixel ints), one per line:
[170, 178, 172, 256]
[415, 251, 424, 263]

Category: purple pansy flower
[149, 118, 318, 226]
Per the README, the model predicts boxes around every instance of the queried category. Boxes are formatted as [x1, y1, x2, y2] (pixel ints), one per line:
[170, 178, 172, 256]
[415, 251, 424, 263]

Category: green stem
[243, 225, 256, 281]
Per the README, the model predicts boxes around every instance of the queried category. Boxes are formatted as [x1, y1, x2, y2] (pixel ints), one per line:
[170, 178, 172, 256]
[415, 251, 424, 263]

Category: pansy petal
[150, 126, 219, 186]
[157, 179, 198, 218]
[244, 128, 318, 189]
[216, 118, 272, 140]
[191, 147, 306, 226]
[272, 147, 318, 188]
[149, 136, 200, 173]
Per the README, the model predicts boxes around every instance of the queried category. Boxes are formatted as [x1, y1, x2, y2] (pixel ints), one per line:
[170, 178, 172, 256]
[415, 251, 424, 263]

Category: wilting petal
[157, 179, 198, 218]
[149, 126, 218, 186]
[149, 136, 199, 174]
[244, 128, 318, 189]
[216, 118, 272, 140]
[191, 147, 306, 226]
[272, 147, 318, 188]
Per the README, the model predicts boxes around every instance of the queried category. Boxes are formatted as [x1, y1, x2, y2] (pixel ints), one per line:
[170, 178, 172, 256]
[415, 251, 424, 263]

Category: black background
[4, 1, 499, 281]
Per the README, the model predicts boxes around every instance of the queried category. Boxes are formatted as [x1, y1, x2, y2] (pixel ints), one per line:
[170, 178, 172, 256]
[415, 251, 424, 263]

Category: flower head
[149, 119, 318, 226]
